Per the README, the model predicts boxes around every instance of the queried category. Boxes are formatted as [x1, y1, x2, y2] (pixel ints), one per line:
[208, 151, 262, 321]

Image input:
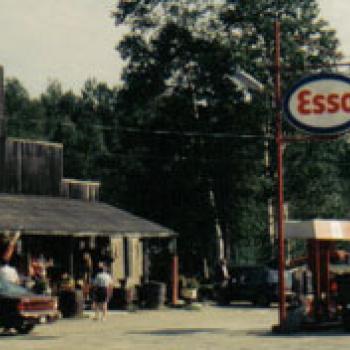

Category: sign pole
[274, 18, 286, 327]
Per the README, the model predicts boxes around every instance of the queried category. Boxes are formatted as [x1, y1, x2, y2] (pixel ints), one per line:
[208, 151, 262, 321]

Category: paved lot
[1, 304, 350, 350]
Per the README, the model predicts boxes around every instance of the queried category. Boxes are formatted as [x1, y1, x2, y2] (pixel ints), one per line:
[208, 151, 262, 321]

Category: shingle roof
[0, 194, 176, 238]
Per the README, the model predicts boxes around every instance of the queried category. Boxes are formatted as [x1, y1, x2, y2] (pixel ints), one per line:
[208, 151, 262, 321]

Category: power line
[7, 119, 272, 140]
[65, 149, 350, 165]
[115, 126, 271, 139]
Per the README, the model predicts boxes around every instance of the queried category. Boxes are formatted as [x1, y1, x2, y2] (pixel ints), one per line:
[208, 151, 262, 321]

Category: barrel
[143, 281, 166, 309]
[59, 289, 84, 318]
[109, 287, 136, 310]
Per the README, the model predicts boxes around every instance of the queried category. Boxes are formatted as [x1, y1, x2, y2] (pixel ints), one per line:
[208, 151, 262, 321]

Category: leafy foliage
[5, 78, 45, 139]
[284, 140, 350, 219]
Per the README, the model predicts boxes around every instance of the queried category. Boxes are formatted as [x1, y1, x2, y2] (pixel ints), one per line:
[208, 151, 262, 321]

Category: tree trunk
[209, 189, 225, 264]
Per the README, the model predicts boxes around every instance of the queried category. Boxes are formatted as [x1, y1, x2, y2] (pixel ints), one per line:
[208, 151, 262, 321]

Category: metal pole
[314, 240, 321, 320]
[274, 18, 286, 326]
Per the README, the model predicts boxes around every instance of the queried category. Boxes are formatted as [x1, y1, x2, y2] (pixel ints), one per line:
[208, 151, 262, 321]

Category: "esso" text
[298, 89, 350, 115]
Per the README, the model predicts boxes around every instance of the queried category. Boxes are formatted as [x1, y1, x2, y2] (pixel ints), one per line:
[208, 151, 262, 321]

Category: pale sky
[0, 0, 349, 97]
[0, 0, 125, 96]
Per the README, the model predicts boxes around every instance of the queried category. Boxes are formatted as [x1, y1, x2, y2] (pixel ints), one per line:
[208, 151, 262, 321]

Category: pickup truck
[216, 265, 292, 307]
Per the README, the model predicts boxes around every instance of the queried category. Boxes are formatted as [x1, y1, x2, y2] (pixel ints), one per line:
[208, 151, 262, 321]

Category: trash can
[59, 289, 84, 318]
[142, 281, 166, 309]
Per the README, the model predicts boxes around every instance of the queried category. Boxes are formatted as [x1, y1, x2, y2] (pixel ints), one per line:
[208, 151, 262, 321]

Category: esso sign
[284, 73, 350, 134]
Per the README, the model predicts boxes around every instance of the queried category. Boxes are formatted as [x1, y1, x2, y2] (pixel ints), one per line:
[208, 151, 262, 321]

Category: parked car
[0, 276, 59, 334]
[216, 265, 292, 307]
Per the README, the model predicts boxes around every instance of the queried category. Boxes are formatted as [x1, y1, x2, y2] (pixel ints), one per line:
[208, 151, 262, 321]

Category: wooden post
[69, 237, 74, 278]
[170, 238, 179, 306]
[143, 240, 150, 283]
[171, 254, 179, 306]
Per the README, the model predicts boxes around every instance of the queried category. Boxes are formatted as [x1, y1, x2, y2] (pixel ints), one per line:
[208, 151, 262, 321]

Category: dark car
[0, 276, 59, 334]
[216, 265, 291, 307]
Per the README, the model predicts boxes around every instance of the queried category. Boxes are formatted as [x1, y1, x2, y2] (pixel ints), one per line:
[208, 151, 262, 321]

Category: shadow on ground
[128, 328, 251, 336]
[0, 332, 59, 340]
[129, 326, 350, 338]
[250, 330, 350, 338]
[215, 303, 278, 310]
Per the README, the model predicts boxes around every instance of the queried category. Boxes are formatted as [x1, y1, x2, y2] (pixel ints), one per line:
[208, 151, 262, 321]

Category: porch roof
[0, 194, 176, 238]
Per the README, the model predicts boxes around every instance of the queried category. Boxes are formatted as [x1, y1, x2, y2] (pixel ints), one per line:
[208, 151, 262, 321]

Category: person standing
[0, 258, 20, 284]
[92, 263, 113, 321]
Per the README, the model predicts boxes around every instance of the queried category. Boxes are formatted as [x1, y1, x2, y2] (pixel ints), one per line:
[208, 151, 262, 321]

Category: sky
[0, 0, 349, 97]
[0, 0, 125, 96]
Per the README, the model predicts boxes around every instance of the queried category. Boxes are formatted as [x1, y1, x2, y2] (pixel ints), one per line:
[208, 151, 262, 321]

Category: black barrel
[143, 281, 166, 309]
[59, 289, 84, 318]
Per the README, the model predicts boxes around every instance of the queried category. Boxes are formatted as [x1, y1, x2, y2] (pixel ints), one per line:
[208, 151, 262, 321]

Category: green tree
[38, 79, 116, 182]
[5, 78, 44, 139]
[113, 0, 343, 271]
[284, 140, 350, 220]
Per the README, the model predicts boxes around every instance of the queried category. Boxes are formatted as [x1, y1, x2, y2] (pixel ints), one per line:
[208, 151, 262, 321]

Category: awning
[0, 194, 177, 238]
[285, 220, 350, 241]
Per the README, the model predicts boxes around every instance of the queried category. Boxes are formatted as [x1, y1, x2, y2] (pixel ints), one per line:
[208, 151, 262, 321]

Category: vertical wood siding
[61, 179, 100, 202]
[2, 138, 63, 195]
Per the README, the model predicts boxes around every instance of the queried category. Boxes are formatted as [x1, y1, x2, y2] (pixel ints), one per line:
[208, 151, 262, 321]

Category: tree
[36, 79, 117, 182]
[5, 78, 44, 139]
[113, 0, 344, 271]
[284, 140, 350, 219]
[5, 76, 121, 195]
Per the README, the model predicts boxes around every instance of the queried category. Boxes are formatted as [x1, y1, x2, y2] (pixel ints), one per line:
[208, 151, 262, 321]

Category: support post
[314, 241, 321, 300]
[170, 239, 179, 306]
[274, 18, 286, 326]
[320, 241, 331, 318]
[313, 240, 322, 321]
[69, 237, 74, 277]
[324, 242, 331, 314]
[143, 239, 150, 283]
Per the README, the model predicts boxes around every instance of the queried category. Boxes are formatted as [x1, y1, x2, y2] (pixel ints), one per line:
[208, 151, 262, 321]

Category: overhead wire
[7, 118, 273, 140]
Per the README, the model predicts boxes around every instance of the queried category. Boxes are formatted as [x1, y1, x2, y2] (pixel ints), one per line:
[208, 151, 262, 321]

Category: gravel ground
[1, 304, 350, 350]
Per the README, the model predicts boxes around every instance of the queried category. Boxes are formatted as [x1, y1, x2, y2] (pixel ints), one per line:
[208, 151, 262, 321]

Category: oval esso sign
[284, 73, 350, 135]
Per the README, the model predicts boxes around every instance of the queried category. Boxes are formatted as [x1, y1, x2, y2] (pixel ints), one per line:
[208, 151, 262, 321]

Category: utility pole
[274, 18, 286, 326]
